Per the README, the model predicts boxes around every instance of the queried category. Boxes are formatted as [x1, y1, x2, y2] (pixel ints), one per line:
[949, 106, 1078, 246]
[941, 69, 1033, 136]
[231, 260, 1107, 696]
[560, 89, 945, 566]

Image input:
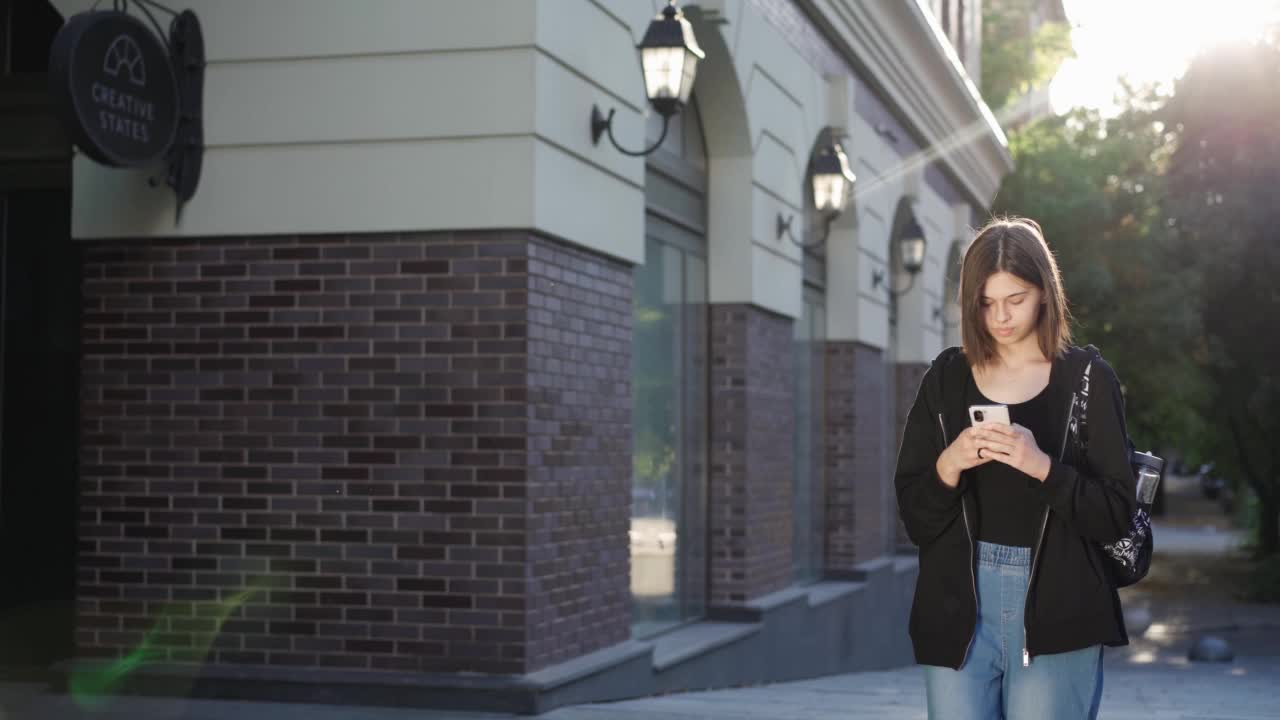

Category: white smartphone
[969, 404, 1010, 427]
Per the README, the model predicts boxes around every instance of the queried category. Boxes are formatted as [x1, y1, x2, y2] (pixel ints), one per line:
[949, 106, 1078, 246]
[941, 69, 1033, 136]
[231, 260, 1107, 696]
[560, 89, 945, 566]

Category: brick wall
[524, 238, 632, 670]
[823, 342, 892, 571]
[804, 336, 827, 578]
[708, 305, 794, 606]
[894, 365, 929, 451]
[76, 230, 631, 676]
[894, 362, 930, 550]
[823, 343, 857, 573]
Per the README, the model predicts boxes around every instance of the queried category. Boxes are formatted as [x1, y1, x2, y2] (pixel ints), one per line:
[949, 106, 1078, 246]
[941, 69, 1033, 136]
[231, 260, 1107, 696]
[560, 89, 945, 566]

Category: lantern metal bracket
[591, 105, 672, 157]
[933, 306, 959, 329]
[776, 212, 835, 249]
[874, 123, 900, 144]
[872, 268, 917, 297]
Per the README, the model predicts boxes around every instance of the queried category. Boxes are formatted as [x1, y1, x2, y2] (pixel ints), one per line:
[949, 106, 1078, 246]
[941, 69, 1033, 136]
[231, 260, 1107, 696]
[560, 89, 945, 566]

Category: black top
[966, 375, 1053, 547]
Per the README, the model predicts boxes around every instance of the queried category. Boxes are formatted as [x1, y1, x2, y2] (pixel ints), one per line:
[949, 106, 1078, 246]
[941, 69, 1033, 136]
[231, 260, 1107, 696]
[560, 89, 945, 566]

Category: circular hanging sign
[48, 10, 179, 168]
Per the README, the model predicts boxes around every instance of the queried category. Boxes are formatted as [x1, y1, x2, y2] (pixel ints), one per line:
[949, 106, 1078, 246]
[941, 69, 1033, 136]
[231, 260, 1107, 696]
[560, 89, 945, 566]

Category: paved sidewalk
[6, 473, 1274, 719]
[5, 602, 1278, 718]
[3, 651, 1278, 720]
[546, 657, 1280, 720]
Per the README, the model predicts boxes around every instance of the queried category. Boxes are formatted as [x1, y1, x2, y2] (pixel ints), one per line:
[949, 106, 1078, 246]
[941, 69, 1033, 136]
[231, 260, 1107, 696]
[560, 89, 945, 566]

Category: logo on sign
[103, 35, 147, 86]
[92, 32, 158, 145]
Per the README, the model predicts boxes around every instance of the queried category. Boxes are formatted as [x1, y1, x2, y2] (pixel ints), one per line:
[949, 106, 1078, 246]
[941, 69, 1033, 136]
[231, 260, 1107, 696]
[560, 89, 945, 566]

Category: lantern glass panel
[812, 173, 847, 214]
[677, 49, 699, 103]
[902, 236, 926, 273]
[642, 46, 686, 101]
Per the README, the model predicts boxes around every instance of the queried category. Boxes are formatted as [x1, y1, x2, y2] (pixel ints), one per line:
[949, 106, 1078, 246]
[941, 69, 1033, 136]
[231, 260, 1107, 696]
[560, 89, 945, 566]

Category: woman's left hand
[972, 423, 1052, 482]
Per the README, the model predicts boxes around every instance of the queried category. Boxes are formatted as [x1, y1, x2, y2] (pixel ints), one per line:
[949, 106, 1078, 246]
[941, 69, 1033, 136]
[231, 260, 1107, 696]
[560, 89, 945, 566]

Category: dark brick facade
[894, 362, 930, 549]
[708, 305, 794, 606]
[823, 342, 893, 571]
[823, 343, 858, 573]
[76, 230, 631, 676]
[800, 334, 827, 579]
[894, 364, 929, 450]
[524, 240, 633, 670]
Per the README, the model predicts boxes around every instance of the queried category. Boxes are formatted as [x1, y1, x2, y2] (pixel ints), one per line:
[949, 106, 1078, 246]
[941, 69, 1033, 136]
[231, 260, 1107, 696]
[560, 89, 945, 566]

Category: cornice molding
[802, 0, 1014, 208]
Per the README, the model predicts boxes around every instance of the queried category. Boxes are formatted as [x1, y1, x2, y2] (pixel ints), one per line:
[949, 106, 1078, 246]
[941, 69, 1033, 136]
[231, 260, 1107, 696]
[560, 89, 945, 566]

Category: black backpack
[1070, 345, 1154, 588]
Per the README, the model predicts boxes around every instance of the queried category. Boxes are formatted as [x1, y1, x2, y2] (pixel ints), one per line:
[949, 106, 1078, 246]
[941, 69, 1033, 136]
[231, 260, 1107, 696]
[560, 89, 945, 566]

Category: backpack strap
[1067, 345, 1099, 456]
[1073, 344, 1137, 466]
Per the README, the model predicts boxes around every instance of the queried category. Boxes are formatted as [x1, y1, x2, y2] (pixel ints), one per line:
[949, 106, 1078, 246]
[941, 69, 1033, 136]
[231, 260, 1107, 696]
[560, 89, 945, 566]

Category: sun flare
[1050, 0, 1280, 114]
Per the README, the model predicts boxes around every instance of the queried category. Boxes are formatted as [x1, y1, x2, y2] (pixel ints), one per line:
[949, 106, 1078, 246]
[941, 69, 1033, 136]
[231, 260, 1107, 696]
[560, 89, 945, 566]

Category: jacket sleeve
[894, 366, 965, 549]
[1037, 358, 1138, 544]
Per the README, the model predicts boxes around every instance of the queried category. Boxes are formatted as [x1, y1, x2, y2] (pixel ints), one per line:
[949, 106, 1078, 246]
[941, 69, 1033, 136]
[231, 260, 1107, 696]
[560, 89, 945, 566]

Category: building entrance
[0, 0, 80, 669]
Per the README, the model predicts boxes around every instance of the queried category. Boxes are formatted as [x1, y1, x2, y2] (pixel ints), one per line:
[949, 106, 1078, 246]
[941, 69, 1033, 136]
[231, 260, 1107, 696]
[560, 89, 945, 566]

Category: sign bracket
[165, 9, 204, 221]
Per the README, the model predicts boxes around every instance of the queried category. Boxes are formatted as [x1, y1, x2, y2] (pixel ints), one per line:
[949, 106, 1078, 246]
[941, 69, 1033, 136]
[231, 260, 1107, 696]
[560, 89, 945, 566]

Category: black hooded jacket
[895, 345, 1137, 669]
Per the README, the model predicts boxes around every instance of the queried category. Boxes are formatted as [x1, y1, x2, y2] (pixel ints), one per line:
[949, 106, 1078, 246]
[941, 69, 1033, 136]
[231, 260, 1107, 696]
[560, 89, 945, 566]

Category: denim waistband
[977, 541, 1031, 567]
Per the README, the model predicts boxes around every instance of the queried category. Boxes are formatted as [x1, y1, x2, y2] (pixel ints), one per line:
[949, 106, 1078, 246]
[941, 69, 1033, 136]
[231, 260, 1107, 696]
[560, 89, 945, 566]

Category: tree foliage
[981, 0, 1074, 110]
[1162, 39, 1280, 554]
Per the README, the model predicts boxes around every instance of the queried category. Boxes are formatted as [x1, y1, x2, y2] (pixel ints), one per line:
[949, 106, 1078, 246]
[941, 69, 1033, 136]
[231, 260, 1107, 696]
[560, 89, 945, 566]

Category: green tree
[981, 0, 1074, 110]
[992, 94, 1208, 458]
[1163, 39, 1280, 555]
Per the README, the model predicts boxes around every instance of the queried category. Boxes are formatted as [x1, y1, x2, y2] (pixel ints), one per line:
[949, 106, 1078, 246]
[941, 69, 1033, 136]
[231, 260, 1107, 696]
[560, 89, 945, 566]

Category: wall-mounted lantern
[776, 132, 857, 249]
[872, 213, 927, 296]
[934, 240, 964, 328]
[591, 1, 704, 157]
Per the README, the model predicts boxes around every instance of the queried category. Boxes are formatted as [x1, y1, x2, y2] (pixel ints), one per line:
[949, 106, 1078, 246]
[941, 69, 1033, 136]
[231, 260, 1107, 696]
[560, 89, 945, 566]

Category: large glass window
[631, 230, 707, 637]
[632, 95, 708, 639]
[793, 289, 826, 582]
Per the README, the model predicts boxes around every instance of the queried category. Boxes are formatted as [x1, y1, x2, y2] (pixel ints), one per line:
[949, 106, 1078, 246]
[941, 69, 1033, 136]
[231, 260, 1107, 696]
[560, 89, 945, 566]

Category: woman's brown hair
[959, 216, 1071, 367]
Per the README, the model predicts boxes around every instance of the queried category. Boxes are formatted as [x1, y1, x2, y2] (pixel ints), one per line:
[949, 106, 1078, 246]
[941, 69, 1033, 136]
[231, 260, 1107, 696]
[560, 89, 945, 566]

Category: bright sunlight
[1051, 0, 1280, 114]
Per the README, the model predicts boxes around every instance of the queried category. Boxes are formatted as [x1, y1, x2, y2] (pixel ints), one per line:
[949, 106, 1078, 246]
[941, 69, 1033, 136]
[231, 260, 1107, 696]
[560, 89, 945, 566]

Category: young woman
[894, 217, 1137, 720]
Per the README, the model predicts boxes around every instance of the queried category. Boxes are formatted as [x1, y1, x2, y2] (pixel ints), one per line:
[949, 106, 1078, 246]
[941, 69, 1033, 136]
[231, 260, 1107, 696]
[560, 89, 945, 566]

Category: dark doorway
[0, 0, 80, 669]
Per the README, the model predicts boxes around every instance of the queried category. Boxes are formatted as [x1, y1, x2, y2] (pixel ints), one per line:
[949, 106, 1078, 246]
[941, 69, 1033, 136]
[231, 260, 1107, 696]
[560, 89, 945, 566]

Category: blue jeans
[923, 542, 1104, 720]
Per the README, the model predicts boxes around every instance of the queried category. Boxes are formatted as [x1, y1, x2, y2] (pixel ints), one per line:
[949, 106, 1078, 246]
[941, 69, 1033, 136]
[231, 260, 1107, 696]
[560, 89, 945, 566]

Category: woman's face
[981, 271, 1043, 346]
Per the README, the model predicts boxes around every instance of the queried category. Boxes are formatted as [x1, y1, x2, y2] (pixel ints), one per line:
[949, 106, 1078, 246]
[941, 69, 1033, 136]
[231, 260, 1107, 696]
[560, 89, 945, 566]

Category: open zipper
[1022, 385, 1080, 667]
[939, 412, 979, 670]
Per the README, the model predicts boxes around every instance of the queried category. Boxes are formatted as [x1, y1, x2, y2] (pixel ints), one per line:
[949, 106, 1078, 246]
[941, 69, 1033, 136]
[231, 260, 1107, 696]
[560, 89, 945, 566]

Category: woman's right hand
[935, 426, 997, 488]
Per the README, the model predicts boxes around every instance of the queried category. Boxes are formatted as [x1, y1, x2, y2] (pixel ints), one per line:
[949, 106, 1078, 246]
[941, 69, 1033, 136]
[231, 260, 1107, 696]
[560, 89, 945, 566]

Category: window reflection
[631, 234, 706, 637]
